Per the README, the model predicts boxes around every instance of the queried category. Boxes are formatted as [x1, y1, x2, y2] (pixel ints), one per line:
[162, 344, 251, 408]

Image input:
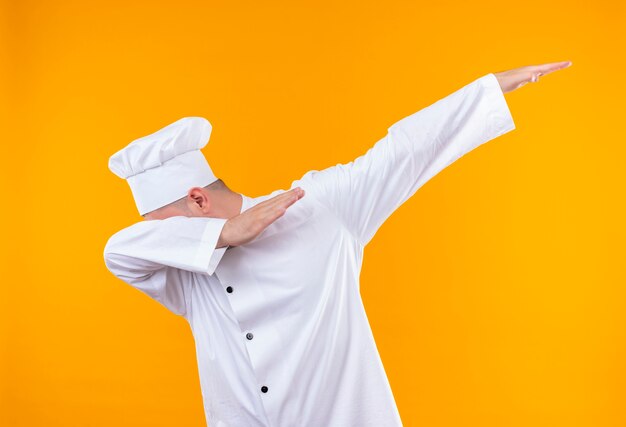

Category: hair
[203, 178, 228, 192]
[142, 178, 228, 217]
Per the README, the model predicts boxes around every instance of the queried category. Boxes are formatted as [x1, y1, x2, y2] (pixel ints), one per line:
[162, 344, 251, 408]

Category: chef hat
[108, 117, 219, 216]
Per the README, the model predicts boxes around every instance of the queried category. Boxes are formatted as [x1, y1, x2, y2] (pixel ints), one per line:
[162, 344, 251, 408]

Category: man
[103, 61, 572, 427]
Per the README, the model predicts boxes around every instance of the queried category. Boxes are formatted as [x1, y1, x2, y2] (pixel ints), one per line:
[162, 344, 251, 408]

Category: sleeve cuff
[192, 218, 229, 276]
[480, 73, 516, 137]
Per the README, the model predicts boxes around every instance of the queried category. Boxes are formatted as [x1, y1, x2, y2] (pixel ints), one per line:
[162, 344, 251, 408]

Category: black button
[261, 386, 268, 393]
[246, 332, 254, 340]
[226, 286, 233, 293]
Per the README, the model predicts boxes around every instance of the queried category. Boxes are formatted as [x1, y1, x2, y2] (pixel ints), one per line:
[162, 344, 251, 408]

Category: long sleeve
[296, 72, 516, 246]
[103, 216, 228, 316]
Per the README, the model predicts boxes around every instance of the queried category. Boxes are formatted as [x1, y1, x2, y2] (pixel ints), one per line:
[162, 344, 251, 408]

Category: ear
[187, 187, 211, 214]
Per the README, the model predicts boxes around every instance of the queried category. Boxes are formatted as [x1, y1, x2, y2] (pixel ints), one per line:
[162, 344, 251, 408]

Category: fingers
[257, 187, 305, 228]
[274, 187, 305, 203]
[531, 61, 572, 76]
[270, 188, 304, 212]
[258, 187, 305, 210]
[495, 61, 571, 93]
[251, 187, 305, 223]
[282, 187, 305, 207]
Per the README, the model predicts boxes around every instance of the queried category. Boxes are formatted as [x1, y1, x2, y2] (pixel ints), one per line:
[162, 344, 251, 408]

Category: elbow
[102, 236, 120, 276]
[103, 246, 159, 285]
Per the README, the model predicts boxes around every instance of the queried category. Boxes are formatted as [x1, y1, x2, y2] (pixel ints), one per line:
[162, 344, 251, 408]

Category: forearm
[104, 216, 229, 276]
[386, 73, 515, 180]
[296, 72, 516, 247]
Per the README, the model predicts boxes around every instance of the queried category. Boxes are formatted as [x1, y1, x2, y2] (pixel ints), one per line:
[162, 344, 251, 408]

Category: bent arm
[103, 216, 228, 316]
[104, 216, 228, 277]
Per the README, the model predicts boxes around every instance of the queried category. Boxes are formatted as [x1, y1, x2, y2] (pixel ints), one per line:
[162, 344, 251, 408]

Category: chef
[103, 61, 571, 427]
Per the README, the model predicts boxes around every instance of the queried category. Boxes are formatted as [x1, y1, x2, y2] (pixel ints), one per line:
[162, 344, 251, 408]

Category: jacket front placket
[214, 247, 284, 424]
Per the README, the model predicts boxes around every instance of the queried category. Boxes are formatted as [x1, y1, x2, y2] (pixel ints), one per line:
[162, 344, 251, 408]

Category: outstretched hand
[215, 62, 572, 247]
[217, 187, 305, 248]
[494, 61, 572, 94]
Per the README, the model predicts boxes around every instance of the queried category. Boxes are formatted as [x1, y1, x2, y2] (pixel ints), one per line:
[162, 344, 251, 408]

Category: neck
[210, 191, 243, 219]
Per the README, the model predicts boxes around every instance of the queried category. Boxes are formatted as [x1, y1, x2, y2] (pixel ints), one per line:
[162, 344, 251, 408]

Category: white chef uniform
[103, 72, 515, 427]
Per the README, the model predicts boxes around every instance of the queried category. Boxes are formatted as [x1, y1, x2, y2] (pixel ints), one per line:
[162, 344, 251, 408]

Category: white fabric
[108, 117, 219, 216]
[103, 73, 515, 426]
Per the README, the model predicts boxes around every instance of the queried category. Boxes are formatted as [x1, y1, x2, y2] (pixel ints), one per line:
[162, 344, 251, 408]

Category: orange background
[1, 1, 625, 426]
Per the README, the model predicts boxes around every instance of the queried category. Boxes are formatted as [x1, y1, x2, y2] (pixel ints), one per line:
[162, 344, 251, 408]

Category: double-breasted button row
[224, 288, 254, 341]
[224, 285, 265, 393]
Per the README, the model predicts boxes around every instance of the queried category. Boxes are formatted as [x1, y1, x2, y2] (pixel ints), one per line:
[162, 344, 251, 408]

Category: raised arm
[296, 62, 572, 246]
[296, 72, 514, 246]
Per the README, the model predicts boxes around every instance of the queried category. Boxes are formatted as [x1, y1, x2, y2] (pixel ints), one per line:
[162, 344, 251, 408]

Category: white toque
[108, 117, 218, 216]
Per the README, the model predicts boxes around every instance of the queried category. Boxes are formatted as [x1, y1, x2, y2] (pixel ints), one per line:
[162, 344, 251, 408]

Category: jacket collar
[239, 193, 254, 214]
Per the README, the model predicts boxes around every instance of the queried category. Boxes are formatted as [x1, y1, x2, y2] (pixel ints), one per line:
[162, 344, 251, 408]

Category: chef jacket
[103, 72, 515, 427]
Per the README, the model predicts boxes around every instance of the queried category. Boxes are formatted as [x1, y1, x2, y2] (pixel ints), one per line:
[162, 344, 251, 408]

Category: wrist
[216, 221, 230, 249]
